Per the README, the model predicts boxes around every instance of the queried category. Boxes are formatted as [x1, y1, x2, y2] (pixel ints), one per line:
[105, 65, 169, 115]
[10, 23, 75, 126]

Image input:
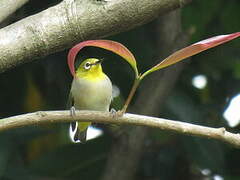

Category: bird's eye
[84, 62, 91, 70]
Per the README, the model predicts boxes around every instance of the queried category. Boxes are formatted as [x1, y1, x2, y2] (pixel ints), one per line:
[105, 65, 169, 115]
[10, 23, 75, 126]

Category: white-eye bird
[70, 58, 112, 142]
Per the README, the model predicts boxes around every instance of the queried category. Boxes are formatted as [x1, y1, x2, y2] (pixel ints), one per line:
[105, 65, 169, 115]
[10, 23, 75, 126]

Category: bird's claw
[70, 106, 76, 117]
[110, 108, 124, 119]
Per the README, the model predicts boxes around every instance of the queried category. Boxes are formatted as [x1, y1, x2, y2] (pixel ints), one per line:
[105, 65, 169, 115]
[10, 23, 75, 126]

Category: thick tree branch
[0, 0, 191, 73]
[0, 110, 240, 148]
[0, 0, 29, 24]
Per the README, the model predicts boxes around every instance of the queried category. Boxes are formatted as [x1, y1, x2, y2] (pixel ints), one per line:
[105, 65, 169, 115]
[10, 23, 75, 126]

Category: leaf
[141, 32, 240, 79]
[68, 40, 138, 77]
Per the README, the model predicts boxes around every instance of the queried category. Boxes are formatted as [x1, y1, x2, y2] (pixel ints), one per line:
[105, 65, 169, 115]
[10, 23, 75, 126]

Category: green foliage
[1, 0, 240, 180]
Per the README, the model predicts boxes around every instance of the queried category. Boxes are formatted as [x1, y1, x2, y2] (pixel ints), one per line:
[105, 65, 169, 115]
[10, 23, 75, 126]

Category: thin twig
[0, 110, 240, 148]
[121, 78, 141, 114]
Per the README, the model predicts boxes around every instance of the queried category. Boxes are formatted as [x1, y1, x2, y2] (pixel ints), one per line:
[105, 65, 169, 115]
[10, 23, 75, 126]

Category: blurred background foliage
[0, 0, 240, 179]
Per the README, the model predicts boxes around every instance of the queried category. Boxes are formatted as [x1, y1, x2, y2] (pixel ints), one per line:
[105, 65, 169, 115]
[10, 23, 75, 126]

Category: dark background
[0, 0, 240, 180]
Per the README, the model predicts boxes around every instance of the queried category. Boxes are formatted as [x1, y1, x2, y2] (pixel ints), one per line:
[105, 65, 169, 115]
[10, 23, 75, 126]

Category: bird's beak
[94, 59, 104, 65]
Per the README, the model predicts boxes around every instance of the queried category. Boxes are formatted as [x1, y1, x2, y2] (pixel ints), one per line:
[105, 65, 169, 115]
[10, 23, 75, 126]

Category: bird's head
[76, 58, 104, 81]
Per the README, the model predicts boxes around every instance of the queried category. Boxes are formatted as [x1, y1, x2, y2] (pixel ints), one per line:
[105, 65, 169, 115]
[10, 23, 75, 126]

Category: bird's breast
[71, 75, 112, 111]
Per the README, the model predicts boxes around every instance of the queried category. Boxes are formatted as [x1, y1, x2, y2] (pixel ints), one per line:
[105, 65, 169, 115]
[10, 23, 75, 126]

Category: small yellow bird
[70, 58, 112, 142]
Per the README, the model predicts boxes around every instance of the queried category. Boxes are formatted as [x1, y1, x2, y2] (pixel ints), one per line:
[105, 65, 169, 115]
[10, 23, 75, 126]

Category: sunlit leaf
[141, 32, 240, 79]
[68, 40, 138, 77]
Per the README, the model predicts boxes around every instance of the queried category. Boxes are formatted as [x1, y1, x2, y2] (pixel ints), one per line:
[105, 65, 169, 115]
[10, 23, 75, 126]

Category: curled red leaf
[68, 40, 138, 77]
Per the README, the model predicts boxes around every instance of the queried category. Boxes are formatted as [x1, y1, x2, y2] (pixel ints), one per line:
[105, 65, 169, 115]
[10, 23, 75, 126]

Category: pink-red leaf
[68, 40, 138, 77]
[141, 32, 240, 79]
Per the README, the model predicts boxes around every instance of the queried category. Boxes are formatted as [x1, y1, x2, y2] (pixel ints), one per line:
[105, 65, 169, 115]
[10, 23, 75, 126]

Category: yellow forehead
[80, 58, 99, 65]
[77, 58, 100, 71]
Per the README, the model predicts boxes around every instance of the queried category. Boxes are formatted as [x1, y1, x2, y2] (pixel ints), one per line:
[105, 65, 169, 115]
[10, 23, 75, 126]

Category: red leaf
[141, 32, 240, 78]
[68, 40, 138, 77]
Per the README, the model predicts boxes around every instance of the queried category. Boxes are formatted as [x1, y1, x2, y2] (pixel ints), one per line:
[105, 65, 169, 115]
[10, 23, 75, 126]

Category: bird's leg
[110, 108, 124, 119]
[70, 106, 76, 117]
[70, 106, 77, 131]
[110, 108, 116, 114]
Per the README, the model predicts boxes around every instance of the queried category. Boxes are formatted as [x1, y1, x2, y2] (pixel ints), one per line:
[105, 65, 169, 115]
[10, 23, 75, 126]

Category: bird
[69, 58, 112, 142]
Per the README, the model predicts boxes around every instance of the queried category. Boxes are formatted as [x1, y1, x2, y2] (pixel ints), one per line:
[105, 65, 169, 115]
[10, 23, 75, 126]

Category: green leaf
[68, 40, 138, 78]
[141, 32, 240, 79]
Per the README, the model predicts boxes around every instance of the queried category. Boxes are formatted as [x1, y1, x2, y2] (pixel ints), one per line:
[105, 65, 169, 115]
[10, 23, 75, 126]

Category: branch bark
[0, 0, 29, 24]
[0, 0, 191, 73]
[0, 110, 240, 148]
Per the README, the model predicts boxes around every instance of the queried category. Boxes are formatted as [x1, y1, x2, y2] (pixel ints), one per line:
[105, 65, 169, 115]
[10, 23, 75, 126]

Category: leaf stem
[139, 70, 150, 80]
[121, 77, 141, 114]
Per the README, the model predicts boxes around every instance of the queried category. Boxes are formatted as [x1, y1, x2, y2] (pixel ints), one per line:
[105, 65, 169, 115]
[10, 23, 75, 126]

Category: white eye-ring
[84, 62, 91, 70]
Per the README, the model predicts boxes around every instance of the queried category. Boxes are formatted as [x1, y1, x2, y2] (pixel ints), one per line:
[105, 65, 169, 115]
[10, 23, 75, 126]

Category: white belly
[71, 75, 112, 111]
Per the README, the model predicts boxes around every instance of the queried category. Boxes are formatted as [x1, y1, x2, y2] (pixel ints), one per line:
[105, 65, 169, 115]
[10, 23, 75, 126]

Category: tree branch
[0, 0, 29, 24]
[0, 110, 240, 148]
[0, 0, 191, 73]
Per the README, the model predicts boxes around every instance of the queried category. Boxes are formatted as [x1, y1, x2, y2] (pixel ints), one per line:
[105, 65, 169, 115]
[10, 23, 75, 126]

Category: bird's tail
[71, 122, 91, 143]
[74, 128, 87, 142]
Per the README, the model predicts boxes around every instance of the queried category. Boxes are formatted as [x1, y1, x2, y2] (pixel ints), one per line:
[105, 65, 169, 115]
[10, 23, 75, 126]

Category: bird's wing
[66, 91, 74, 109]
